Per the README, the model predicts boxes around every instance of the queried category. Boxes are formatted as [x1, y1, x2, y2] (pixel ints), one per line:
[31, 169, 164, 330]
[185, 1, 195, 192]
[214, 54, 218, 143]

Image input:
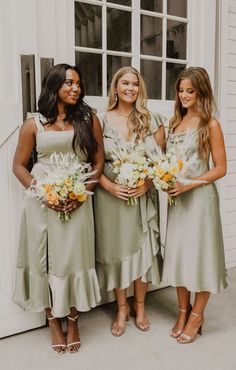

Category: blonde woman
[94, 66, 165, 336]
[162, 67, 228, 343]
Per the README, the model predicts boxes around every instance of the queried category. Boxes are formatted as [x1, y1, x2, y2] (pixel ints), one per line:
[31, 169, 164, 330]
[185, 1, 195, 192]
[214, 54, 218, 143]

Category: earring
[114, 92, 118, 103]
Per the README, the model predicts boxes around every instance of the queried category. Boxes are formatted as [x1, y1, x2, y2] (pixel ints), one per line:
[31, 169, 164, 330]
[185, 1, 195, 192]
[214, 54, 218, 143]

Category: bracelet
[201, 175, 208, 186]
[29, 178, 37, 191]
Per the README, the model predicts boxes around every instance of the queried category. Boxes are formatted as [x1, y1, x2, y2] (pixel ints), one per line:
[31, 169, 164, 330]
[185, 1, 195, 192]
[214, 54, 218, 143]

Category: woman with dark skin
[13, 64, 104, 353]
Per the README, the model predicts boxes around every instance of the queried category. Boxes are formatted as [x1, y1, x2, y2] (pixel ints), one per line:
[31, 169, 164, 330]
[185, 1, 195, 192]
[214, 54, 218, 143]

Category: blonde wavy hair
[169, 67, 216, 160]
[108, 66, 151, 142]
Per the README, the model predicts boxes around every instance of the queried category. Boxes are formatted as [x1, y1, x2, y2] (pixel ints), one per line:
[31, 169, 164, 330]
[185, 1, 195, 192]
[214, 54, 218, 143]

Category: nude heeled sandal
[111, 303, 130, 337]
[47, 316, 66, 354]
[67, 315, 81, 353]
[177, 311, 204, 344]
[170, 304, 192, 338]
[131, 300, 150, 332]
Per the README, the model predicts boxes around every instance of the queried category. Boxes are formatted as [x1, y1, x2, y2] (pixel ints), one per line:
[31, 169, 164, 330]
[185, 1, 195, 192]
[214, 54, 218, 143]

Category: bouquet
[148, 130, 206, 205]
[148, 149, 184, 205]
[111, 137, 150, 205]
[25, 152, 96, 220]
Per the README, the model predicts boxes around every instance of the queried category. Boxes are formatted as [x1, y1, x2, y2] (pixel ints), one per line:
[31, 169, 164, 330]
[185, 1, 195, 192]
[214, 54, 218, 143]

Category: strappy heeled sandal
[67, 315, 81, 353]
[170, 304, 192, 338]
[111, 303, 130, 337]
[131, 300, 150, 332]
[47, 316, 66, 354]
[177, 311, 204, 344]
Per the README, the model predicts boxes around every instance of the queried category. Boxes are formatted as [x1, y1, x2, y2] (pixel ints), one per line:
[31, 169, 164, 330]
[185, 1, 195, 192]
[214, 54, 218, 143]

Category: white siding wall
[219, 0, 236, 267]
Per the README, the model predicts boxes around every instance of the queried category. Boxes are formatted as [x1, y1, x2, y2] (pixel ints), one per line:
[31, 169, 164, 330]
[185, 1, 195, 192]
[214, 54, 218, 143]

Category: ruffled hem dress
[94, 112, 163, 292]
[14, 113, 101, 317]
[162, 128, 228, 294]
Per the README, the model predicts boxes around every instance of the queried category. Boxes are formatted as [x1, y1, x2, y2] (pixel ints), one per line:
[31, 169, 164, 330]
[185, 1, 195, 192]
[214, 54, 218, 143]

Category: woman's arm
[85, 114, 105, 192]
[168, 119, 227, 196]
[12, 119, 36, 187]
[99, 174, 130, 201]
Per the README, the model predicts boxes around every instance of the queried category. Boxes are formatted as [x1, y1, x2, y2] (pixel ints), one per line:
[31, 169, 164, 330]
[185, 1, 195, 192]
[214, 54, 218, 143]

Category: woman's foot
[170, 305, 192, 338]
[47, 316, 66, 354]
[67, 315, 81, 353]
[111, 303, 130, 337]
[131, 300, 149, 331]
[177, 311, 204, 344]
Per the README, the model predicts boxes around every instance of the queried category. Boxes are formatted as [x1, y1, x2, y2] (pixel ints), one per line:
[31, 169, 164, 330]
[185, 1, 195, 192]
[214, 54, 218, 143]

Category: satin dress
[14, 113, 101, 317]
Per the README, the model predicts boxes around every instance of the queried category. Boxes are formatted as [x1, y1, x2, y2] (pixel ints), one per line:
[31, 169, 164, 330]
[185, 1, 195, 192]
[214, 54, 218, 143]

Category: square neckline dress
[14, 112, 101, 317]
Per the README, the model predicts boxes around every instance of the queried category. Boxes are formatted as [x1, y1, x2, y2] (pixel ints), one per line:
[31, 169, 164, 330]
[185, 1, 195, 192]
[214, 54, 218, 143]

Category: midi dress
[94, 112, 162, 292]
[162, 128, 228, 293]
[14, 112, 101, 317]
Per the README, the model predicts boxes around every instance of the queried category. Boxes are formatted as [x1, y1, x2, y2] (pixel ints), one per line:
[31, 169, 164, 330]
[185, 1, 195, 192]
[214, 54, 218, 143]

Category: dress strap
[26, 112, 47, 133]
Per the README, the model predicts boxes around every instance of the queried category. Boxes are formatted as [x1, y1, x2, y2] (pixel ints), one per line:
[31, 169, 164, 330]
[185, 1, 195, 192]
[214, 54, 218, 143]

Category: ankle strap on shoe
[68, 315, 78, 322]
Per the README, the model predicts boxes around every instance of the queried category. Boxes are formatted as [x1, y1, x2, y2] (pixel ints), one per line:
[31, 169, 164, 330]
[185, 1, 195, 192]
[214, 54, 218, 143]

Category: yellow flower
[163, 173, 173, 183]
[64, 178, 73, 187]
[169, 166, 179, 175]
[137, 179, 145, 187]
[69, 192, 77, 200]
[44, 184, 54, 193]
[46, 191, 59, 205]
[77, 194, 87, 202]
[178, 159, 183, 170]
[156, 168, 165, 178]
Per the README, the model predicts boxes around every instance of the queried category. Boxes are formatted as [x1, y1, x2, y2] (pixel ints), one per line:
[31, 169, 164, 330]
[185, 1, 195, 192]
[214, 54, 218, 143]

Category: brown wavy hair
[169, 67, 216, 160]
[108, 66, 151, 142]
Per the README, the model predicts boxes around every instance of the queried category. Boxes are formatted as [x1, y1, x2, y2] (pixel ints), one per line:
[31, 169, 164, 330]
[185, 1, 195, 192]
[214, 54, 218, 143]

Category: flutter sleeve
[149, 112, 167, 134]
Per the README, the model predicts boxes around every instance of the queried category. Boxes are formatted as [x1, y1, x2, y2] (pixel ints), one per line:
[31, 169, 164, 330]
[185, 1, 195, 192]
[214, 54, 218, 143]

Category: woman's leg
[111, 288, 130, 336]
[45, 308, 66, 354]
[67, 306, 80, 353]
[133, 278, 149, 331]
[177, 291, 210, 343]
[170, 287, 191, 338]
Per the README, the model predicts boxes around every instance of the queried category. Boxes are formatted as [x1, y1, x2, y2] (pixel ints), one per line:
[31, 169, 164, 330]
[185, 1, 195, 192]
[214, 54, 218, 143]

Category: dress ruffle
[96, 194, 160, 291]
[14, 268, 101, 317]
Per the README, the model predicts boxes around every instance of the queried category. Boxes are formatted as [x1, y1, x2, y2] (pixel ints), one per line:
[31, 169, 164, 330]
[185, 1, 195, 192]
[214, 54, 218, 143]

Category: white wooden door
[0, 0, 75, 337]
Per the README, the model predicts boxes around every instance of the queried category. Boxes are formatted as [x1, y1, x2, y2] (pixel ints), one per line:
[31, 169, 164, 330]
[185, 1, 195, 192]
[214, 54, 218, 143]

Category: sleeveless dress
[162, 128, 228, 293]
[94, 112, 162, 291]
[14, 113, 101, 317]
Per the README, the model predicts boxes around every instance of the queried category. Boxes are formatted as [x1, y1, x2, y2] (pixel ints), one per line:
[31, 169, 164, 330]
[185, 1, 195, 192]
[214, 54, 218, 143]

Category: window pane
[141, 0, 163, 13]
[141, 15, 162, 57]
[75, 51, 102, 96]
[107, 9, 131, 52]
[167, 0, 187, 18]
[166, 63, 186, 100]
[166, 20, 187, 59]
[141, 60, 162, 99]
[107, 55, 131, 92]
[75, 2, 102, 48]
[108, 0, 131, 5]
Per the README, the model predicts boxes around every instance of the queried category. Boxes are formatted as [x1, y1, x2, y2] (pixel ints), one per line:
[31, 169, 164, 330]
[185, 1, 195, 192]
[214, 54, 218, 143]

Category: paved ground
[0, 268, 235, 370]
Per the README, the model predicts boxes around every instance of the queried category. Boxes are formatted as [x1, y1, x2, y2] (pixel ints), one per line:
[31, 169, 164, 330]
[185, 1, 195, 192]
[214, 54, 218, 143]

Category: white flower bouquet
[111, 138, 150, 205]
[25, 152, 96, 220]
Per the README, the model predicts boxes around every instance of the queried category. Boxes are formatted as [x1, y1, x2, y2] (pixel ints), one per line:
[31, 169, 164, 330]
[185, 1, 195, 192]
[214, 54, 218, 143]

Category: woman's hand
[46, 199, 82, 213]
[167, 182, 191, 197]
[128, 179, 152, 199]
[108, 182, 130, 200]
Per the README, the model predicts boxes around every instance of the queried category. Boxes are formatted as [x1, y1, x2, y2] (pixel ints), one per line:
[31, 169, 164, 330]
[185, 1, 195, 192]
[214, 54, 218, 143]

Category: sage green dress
[162, 128, 228, 293]
[14, 113, 101, 317]
[94, 112, 162, 291]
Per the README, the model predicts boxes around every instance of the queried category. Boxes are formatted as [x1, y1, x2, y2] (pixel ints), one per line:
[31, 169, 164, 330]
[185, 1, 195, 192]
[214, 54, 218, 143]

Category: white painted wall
[218, 0, 236, 268]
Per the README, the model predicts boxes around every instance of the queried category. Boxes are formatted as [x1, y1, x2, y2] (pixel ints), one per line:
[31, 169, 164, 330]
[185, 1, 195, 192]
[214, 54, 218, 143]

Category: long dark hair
[38, 63, 98, 163]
